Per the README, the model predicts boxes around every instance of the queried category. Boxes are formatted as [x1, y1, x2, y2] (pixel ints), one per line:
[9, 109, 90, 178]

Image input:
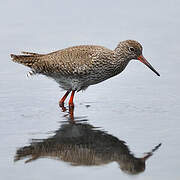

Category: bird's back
[39, 45, 115, 76]
[11, 45, 114, 75]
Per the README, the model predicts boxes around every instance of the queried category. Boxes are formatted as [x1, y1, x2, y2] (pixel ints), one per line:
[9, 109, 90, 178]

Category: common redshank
[11, 40, 160, 108]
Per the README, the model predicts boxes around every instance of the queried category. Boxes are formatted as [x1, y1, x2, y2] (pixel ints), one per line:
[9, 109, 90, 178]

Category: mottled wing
[32, 45, 114, 77]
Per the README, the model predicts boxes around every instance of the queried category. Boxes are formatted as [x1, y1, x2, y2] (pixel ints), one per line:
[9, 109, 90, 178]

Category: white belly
[53, 76, 86, 91]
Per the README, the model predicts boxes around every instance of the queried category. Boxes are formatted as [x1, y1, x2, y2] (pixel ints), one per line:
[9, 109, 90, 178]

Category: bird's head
[115, 40, 160, 76]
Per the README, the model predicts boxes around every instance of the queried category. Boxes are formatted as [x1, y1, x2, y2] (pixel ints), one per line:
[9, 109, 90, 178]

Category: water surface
[1, 0, 180, 179]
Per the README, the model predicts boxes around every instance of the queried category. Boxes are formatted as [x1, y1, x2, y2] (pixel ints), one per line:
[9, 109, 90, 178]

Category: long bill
[137, 55, 160, 76]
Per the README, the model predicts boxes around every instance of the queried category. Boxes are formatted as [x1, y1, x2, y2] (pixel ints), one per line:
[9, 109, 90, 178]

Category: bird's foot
[59, 101, 64, 107]
[59, 90, 71, 108]
[59, 102, 67, 112]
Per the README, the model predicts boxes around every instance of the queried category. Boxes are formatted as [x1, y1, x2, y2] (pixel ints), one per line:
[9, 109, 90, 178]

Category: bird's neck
[113, 51, 131, 75]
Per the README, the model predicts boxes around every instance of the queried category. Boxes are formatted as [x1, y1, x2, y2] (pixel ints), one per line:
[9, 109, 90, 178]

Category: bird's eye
[129, 47, 135, 52]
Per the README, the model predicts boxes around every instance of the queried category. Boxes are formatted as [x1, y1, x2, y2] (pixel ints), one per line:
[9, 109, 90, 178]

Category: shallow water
[1, 0, 180, 179]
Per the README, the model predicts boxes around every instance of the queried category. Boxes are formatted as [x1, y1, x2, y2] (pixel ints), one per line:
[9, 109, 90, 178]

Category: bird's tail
[10, 52, 43, 68]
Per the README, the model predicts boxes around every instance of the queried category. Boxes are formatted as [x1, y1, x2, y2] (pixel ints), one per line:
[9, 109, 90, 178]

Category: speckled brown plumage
[11, 40, 160, 106]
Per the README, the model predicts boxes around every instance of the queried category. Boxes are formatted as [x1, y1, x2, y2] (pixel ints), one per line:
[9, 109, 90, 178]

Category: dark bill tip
[137, 55, 160, 76]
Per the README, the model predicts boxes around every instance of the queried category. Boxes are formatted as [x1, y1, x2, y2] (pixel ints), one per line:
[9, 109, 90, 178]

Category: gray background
[0, 0, 180, 179]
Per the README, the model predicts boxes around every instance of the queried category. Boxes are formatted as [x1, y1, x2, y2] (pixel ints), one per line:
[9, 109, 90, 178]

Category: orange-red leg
[69, 107, 75, 122]
[59, 90, 71, 107]
[69, 90, 75, 108]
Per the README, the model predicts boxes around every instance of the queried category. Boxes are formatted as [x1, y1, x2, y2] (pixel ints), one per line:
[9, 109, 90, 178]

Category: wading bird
[11, 40, 160, 108]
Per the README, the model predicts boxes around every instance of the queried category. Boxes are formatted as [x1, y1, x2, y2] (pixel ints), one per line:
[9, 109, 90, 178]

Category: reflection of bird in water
[14, 120, 161, 175]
